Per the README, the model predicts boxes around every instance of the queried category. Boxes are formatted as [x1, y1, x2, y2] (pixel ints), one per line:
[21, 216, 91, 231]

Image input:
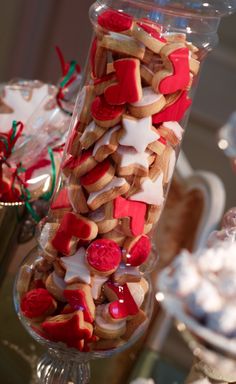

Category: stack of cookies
[17, 9, 200, 352]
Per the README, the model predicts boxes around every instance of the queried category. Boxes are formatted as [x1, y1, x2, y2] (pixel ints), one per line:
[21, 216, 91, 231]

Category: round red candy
[20, 288, 56, 319]
[127, 235, 151, 267]
[98, 10, 133, 33]
[86, 239, 121, 273]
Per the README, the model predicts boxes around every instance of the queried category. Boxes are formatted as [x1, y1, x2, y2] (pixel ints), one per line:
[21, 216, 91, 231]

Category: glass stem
[37, 350, 90, 384]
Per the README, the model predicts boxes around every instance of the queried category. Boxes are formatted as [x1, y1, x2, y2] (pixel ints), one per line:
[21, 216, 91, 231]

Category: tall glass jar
[14, 1, 236, 383]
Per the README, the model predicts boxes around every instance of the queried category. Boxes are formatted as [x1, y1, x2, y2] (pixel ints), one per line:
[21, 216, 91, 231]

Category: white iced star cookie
[61, 247, 91, 285]
[112, 146, 154, 177]
[119, 115, 159, 153]
[130, 172, 164, 206]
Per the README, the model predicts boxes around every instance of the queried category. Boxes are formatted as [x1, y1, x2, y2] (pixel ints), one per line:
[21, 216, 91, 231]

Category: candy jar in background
[14, 1, 236, 383]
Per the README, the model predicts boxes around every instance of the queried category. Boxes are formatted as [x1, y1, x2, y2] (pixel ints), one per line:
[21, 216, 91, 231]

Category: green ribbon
[41, 147, 56, 202]
[59, 60, 77, 88]
[10, 120, 17, 142]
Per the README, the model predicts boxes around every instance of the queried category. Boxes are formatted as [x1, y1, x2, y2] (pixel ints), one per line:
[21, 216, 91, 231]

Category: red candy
[106, 282, 139, 320]
[91, 96, 124, 122]
[158, 48, 190, 94]
[105, 58, 142, 105]
[51, 188, 71, 210]
[86, 239, 121, 273]
[114, 196, 147, 236]
[20, 288, 56, 319]
[51, 212, 97, 255]
[80, 159, 110, 186]
[152, 91, 192, 124]
[127, 235, 151, 267]
[98, 10, 133, 33]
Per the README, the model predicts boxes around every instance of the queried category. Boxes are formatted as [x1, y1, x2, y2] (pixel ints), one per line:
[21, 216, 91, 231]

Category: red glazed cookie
[104, 282, 139, 321]
[51, 212, 98, 255]
[62, 150, 97, 179]
[105, 58, 142, 105]
[123, 235, 151, 267]
[152, 43, 190, 94]
[94, 73, 117, 96]
[91, 95, 125, 128]
[98, 9, 134, 33]
[20, 288, 57, 320]
[80, 159, 115, 193]
[64, 283, 95, 323]
[152, 90, 192, 124]
[41, 311, 93, 349]
[86, 239, 122, 276]
[132, 21, 167, 54]
[112, 196, 147, 237]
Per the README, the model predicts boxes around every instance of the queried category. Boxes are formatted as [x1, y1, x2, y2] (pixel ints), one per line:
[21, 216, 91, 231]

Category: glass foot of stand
[36, 350, 90, 384]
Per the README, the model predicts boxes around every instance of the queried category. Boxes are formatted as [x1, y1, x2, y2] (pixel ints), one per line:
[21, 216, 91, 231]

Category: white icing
[93, 125, 120, 156]
[117, 146, 151, 169]
[61, 248, 91, 285]
[120, 116, 159, 153]
[52, 271, 66, 291]
[80, 121, 96, 142]
[87, 176, 126, 205]
[91, 275, 108, 300]
[166, 148, 176, 183]
[162, 121, 184, 140]
[130, 172, 164, 206]
[130, 86, 163, 107]
[127, 282, 145, 307]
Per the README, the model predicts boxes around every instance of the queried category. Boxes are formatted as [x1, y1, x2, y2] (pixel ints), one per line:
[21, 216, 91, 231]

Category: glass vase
[14, 1, 236, 382]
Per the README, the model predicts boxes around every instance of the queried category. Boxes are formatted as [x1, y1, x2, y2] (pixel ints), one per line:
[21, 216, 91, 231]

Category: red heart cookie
[91, 96, 125, 128]
[80, 159, 115, 193]
[123, 235, 152, 267]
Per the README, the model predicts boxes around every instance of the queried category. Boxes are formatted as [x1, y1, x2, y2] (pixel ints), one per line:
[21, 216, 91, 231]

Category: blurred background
[0, 0, 235, 208]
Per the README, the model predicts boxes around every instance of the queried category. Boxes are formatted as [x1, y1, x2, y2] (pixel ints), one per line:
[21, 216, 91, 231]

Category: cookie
[87, 176, 130, 211]
[76, 85, 95, 124]
[62, 150, 97, 179]
[45, 272, 67, 302]
[86, 239, 122, 276]
[64, 283, 95, 323]
[51, 212, 98, 255]
[88, 205, 118, 234]
[101, 229, 126, 247]
[140, 65, 154, 86]
[104, 281, 139, 321]
[91, 95, 125, 128]
[104, 58, 142, 105]
[98, 9, 134, 34]
[129, 172, 164, 206]
[91, 275, 108, 302]
[79, 120, 107, 149]
[113, 263, 141, 284]
[60, 248, 91, 285]
[41, 311, 93, 348]
[109, 196, 147, 237]
[127, 278, 149, 307]
[50, 188, 71, 212]
[93, 125, 121, 162]
[123, 309, 148, 341]
[128, 86, 166, 118]
[146, 204, 162, 225]
[148, 135, 167, 156]
[158, 121, 184, 146]
[94, 73, 117, 95]
[68, 184, 89, 214]
[16, 265, 33, 298]
[123, 235, 151, 267]
[80, 159, 115, 193]
[152, 90, 192, 124]
[119, 115, 159, 153]
[112, 146, 154, 177]
[94, 305, 126, 340]
[52, 258, 66, 278]
[20, 288, 57, 320]
[90, 37, 107, 79]
[154, 145, 176, 184]
[152, 43, 190, 94]
[39, 222, 60, 250]
[67, 129, 82, 157]
[100, 33, 145, 60]
[132, 21, 167, 54]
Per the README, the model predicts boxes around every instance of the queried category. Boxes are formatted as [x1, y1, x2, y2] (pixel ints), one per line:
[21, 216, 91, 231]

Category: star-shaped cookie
[61, 248, 91, 285]
[130, 172, 164, 206]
